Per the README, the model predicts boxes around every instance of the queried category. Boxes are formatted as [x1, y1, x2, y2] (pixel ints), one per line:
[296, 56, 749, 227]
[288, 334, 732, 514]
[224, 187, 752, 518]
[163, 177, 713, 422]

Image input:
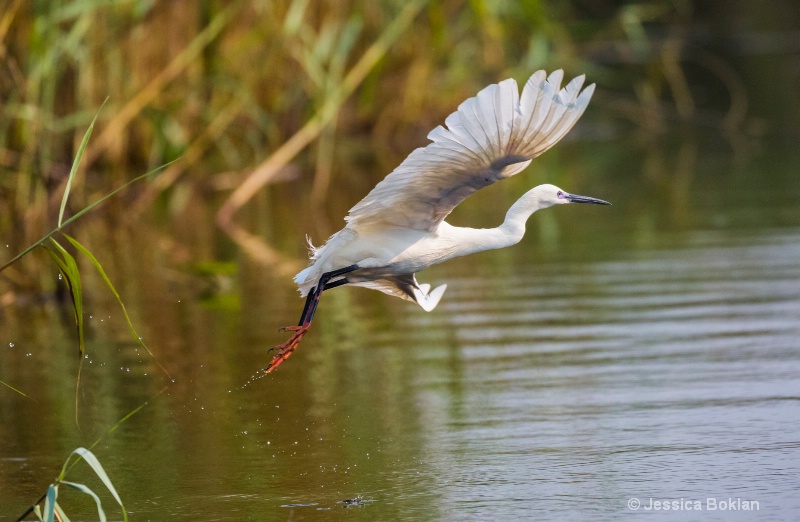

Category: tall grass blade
[61, 447, 127, 522]
[42, 485, 57, 522]
[70, 448, 124, 506]
[53, 502, 71, 522]
[0, 379, 34, 399]
[58, 99, 105, 227]
[43, 238, 85, 356]
[282, 0, 309, 35]
[60, 481, 106, 522]
[64, 234, 171, 378]
[59, 159, 176, 227]
[99, 385, 168, 441]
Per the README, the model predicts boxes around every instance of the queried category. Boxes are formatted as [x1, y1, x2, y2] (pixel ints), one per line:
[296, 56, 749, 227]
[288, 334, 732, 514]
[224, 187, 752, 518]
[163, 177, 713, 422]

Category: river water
[1, 139, 799, 521]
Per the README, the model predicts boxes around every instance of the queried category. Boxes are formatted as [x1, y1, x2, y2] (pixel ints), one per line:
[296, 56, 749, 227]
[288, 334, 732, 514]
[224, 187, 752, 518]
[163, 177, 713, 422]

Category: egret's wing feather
[354, 279, 416, 302]
[353, 275, 447, 311]
[345, 70, 594, 232]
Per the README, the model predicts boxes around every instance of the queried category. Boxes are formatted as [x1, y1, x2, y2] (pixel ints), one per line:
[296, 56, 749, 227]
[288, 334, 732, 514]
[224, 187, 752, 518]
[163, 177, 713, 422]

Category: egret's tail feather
[294, 266, 312, 286]
[304, 235, 319, 258]
[413, 283, 447, 312]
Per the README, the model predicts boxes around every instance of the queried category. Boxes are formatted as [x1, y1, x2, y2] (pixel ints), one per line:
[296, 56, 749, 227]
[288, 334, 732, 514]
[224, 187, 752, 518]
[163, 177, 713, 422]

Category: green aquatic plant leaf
[39, 484, 57, 522]
[53, 502, 71, 522]
[58, 447, 126, 522]
[58, 99, 105, 227]
[64, 234, 171, 378]
[69, 448, 124, 507]
[0, 379, 34, 399]
[43, 238, 84, 356]
[60, 482, 106, 522]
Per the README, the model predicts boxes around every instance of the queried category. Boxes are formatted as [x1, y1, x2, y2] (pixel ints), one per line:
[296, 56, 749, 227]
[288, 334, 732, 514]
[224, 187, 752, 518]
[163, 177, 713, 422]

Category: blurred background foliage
[1, 0, 798, 293]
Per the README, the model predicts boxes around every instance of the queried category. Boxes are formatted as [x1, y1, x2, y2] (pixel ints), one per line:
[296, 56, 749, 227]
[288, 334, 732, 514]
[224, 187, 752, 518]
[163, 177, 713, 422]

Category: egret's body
[266, 69, 610, 372]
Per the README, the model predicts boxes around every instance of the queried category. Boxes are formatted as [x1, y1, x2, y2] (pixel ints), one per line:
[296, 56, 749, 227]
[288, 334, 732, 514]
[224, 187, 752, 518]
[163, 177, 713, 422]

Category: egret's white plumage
[295, 70, 599, 308]
[265, 69, 609, 373]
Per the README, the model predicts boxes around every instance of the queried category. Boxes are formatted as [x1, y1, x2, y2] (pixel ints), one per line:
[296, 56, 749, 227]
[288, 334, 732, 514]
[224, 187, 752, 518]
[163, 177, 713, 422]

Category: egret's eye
[557, 190, 566, 199]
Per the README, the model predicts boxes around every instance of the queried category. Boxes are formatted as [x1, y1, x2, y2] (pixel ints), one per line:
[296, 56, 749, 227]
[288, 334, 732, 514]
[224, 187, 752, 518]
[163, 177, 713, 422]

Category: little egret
[266, 69, 609, 373]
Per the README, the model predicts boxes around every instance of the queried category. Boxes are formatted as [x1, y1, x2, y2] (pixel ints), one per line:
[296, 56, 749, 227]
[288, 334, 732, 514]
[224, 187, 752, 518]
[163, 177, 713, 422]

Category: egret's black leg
[323, 277, 350, 290]
[266, 264, 359, 373]
[297, 277, 350, 327]
[296, 264, 358, 326]
[323, 278, 349, 290]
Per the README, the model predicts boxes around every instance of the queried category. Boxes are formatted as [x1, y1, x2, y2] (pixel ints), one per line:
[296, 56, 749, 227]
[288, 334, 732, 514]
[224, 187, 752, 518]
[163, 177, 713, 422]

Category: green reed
[0, 110, 172, 398]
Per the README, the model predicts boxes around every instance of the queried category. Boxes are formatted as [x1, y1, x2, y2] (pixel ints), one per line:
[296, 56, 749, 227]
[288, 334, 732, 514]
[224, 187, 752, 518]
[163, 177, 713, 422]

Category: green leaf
[60, 481, 106, 522]
[53, 501, 72, 522]
[55, 448, 128, 522]
[58, 99, 105, 227]
[68, 448, 127, 521]
[43, 238, 85, 356]
[43, 484, 57, 522]
[63, 234, 170, 378]
[0, 379, 34, 399]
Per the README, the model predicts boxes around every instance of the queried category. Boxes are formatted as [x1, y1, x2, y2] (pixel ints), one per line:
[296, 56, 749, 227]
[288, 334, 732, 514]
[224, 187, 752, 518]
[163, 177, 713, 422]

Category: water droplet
[57, 274, 63, 280]
[8, 342, 14, 348]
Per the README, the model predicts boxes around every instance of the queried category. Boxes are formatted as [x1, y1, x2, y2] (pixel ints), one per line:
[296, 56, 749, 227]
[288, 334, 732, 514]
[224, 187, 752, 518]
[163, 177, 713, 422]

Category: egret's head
[537, 183, 611, 207]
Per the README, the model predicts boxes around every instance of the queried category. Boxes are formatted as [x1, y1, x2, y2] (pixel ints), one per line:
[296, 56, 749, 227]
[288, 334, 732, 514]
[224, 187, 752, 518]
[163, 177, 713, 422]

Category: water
[2, 141, 800, 521]
[415, 229, 800, 520]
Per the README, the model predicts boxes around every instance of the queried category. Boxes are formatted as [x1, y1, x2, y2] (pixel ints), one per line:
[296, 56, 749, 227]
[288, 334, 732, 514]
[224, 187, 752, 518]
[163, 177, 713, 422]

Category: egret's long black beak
[566, 193, 611, 205]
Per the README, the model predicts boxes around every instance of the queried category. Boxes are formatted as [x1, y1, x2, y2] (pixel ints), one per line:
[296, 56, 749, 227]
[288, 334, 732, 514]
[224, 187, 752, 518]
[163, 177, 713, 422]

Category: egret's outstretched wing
[345, 70, 595, 231]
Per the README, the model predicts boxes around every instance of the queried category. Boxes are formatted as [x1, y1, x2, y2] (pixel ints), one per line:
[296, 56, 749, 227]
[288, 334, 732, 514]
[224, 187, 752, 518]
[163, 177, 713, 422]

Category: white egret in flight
[266, 69, 609, 373]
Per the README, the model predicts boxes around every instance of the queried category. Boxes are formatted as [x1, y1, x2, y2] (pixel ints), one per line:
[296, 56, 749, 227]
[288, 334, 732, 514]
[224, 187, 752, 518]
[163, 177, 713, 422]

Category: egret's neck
[497, 187, 554, 243]
[440, 187, 553, 260]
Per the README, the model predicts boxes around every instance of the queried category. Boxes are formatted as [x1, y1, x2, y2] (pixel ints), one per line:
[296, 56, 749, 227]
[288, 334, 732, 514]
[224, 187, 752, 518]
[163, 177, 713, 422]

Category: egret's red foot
[265, 325, 309, 373]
